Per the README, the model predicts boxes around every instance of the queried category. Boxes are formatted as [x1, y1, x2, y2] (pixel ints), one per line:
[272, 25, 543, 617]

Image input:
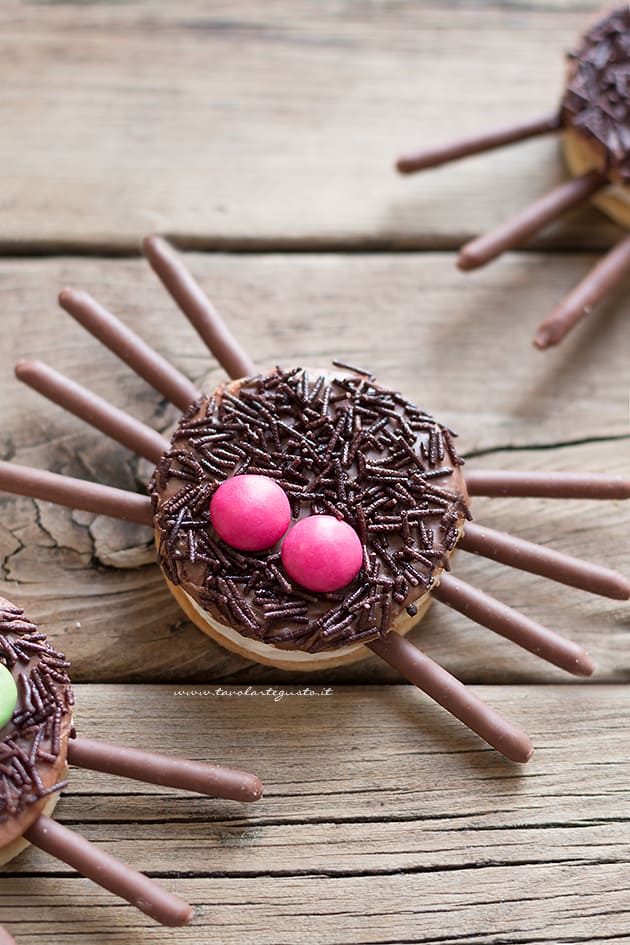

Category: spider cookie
[397, 6, 630, 349]
[0, 597, 262, 928]
[1, 237, 628, 765]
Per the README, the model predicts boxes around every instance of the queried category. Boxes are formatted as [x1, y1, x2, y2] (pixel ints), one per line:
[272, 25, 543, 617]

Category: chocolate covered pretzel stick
[433, 573, 594, 676]
[368, 633, 533, 763]
[396, 113, 562, 174]
[0, 462, 152, 525]
[25, 815, 193, 927]
[464, 470, 630, 500]
[15, 360, 169, 464]
[457, 170, 606, 271]
[143, 236, 255, 379]
[534, 233, 630, 348]
[67, 738, 263, 803]
[459, 523, 630, 600]
[59, 288, 200, 410]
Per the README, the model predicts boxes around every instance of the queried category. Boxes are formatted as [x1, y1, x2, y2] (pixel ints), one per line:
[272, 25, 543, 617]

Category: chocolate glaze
[151, 367, 470, 653]
[0, 598, 73, 846]
[368, 633, 532, 763]
[562, 6, 630, 185]
[15, 360, 169, 464]
[0, 461, 153, 525]
[460, 522, 630, 600]
[59, 287, 200, 412]
[67, 737, 263, 803]
[143, 236, 256, 380]
[433, 573, 594, 676]
[24, 814, 193, 927]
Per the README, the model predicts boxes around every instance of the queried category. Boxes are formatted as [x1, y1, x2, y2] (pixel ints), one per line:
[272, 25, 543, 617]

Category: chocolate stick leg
[534, 233, 630, 349]
[67, 737, 263, 803]
[15, 360, 169, 464]
[459, 523, 630, 600]
[396, 112, 561, 174]
[143, 235, 256, 380]
[0, 461, 153, 525]
[25, 815, 193, 927]
[59, 288, 200, 411]
[433, 573, 594, 676]
[464, 470, 630, 499]
[457, 170, 606, 271]
[368, 634, 532, 763]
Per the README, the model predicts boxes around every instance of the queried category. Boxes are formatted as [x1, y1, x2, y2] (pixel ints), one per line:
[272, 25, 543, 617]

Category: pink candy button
[210, 475, 291, 552]
[281, 515, 363, 592]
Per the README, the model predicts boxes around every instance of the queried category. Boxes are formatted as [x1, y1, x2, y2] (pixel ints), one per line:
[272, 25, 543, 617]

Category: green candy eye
[0, 663, 18, 729]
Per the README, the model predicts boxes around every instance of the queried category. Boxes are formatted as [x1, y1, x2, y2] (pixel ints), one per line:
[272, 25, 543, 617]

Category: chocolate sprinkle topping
[562, 7, 630, 184]
[0, 602, 73, 821]
[151, 368, 470, 653]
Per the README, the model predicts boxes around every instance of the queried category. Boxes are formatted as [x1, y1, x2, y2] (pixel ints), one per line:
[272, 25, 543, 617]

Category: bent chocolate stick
[15, 360, 169, 464]
[68, 738, 263, 803]
[457, 170, 606, 271]
[368, 633, 533, 763]
[433, 573, 594, 676]
[534, 233, 630, 348]
[464, 470, 630, 499]
[459, 522, 630, 600]
[396, 112, 562, 174]
[0, 462, 152, 525]
[25, 815, 193, 927]
[143, 235, 256, 380]
[59, 287, 200, 411]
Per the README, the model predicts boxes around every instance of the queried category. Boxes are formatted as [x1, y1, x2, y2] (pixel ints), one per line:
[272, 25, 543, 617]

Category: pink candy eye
[281, 515, 363, 593]
[211, 475, 363, 592]
[210, 474, 291, 552]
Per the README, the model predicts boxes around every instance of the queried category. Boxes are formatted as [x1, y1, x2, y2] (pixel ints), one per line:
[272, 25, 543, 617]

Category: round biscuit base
[166, 578, 434, 671]
[563, 127, 630, 229]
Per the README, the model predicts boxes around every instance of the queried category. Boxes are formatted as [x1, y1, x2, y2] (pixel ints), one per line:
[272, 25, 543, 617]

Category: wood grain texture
[0, 0, 623, 251]
[0, 253, 628, 683]
[1, 3, 628, 941]
[1, 684, 629, 943]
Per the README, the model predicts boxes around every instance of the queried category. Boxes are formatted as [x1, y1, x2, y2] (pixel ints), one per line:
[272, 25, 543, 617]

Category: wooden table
[1, 2, 629, 942]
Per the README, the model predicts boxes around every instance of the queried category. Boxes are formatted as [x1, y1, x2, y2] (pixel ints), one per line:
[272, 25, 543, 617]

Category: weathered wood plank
[2, 253, 629, 451]
[3, 867, 630, 945]
[0, 1, 622, 250]
[0, 253, 628, 683]
[1, 685, 629, 943]
[1, 251, 628, 451]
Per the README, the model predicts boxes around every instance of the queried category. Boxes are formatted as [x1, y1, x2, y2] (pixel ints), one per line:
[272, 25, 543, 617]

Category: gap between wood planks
[0, 237, 625, 258]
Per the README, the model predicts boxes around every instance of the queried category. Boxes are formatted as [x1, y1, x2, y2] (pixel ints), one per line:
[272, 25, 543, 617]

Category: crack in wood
[6, 854, 630, 882]
[463, 434, 630, 461]
[47, 811, 630, 831]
